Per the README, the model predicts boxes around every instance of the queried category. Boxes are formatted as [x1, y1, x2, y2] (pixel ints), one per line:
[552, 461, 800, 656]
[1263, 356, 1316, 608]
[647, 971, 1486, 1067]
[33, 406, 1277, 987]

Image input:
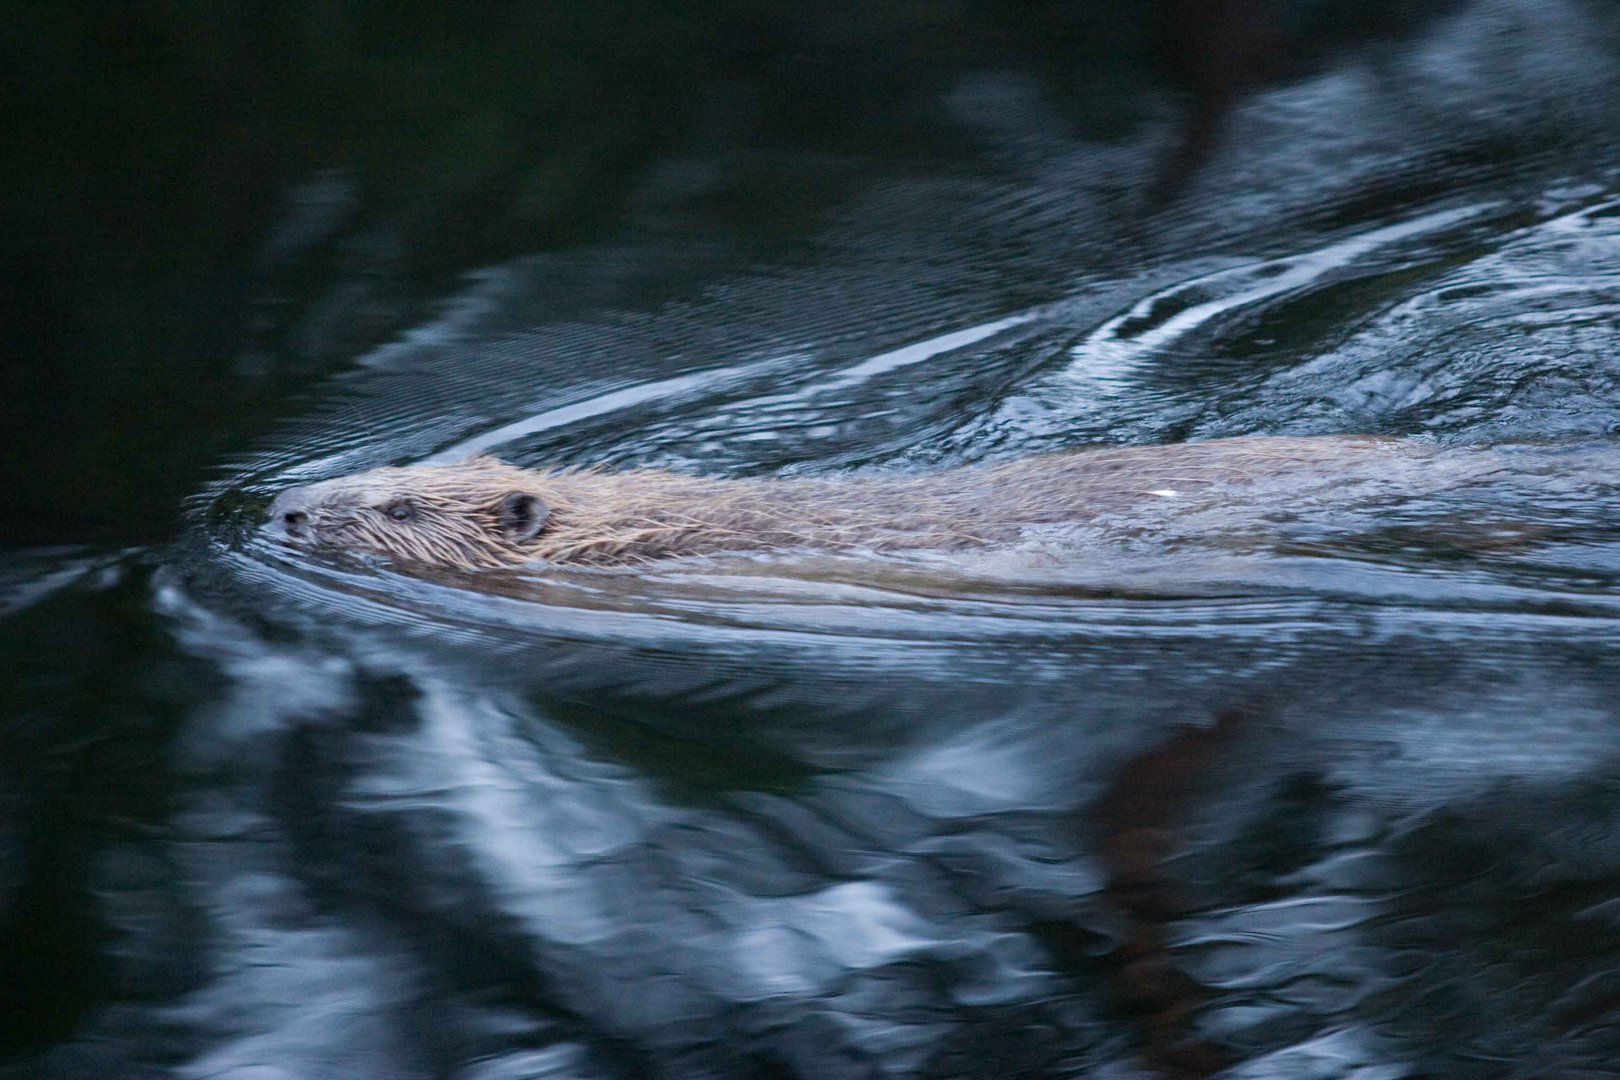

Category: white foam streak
[1062, 204, 1493, 389]
[428, 314, 1037, 463]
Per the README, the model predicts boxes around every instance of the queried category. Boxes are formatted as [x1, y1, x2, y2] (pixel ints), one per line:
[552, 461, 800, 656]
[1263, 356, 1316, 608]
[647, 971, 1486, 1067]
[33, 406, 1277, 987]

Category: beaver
[265, 435, 1460, 569]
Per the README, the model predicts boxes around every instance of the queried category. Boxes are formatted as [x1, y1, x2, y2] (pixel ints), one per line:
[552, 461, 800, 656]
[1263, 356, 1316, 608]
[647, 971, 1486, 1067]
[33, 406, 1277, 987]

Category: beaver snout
[266, 486, 316, 540]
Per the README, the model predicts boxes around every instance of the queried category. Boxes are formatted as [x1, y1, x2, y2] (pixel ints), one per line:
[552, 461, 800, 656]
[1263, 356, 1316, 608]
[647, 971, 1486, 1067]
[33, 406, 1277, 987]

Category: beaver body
[266, 435, 1455, 569]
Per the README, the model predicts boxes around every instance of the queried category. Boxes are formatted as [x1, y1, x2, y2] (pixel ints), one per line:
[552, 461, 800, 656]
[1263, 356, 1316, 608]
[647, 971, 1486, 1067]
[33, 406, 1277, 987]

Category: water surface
[10, 3, 1620, 1077]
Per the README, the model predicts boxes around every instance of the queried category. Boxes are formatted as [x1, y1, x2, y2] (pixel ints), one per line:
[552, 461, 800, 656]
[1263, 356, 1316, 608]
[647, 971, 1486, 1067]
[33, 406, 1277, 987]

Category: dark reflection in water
[11, 1, 1620, 1078]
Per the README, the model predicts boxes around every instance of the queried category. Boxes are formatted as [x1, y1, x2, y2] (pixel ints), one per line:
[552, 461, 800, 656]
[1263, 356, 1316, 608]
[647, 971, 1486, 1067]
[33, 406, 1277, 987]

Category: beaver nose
[267, 488, 315, 537]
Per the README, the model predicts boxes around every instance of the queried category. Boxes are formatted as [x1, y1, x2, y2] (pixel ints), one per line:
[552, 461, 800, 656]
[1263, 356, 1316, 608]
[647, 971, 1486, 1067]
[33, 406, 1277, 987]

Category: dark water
[10, 2, 1620, 1077]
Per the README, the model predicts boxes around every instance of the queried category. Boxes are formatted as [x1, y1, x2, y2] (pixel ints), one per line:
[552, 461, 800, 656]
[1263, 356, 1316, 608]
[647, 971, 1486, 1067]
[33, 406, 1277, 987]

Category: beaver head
[267, 457, 554, 568]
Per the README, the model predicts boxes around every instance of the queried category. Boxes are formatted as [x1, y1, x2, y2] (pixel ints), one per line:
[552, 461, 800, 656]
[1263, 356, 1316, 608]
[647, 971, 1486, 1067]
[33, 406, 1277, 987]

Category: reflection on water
[12, 1, 1620, 1077]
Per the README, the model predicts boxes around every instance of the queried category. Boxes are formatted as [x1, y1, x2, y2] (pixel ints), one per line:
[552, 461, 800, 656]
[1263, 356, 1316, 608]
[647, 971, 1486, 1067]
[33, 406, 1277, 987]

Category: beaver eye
[385, 501, 415, 522]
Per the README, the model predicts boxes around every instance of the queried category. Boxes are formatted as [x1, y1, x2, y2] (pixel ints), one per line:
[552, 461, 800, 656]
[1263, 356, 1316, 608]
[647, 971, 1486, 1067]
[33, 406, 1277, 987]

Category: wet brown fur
[268, 435, 1424, 569]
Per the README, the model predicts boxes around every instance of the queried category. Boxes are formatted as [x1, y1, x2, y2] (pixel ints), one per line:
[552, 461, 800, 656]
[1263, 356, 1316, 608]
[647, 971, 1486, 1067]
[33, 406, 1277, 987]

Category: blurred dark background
[1, 0, 1461, 549]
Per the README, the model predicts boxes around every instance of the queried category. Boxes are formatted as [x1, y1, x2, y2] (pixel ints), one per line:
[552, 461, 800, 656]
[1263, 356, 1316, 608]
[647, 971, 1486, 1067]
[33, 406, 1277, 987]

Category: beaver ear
[497, 492, 550, 542]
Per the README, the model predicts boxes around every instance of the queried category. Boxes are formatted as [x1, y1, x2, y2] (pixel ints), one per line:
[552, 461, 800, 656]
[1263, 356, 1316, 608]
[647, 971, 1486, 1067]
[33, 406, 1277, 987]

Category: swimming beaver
[266, 435, 1451, 568]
